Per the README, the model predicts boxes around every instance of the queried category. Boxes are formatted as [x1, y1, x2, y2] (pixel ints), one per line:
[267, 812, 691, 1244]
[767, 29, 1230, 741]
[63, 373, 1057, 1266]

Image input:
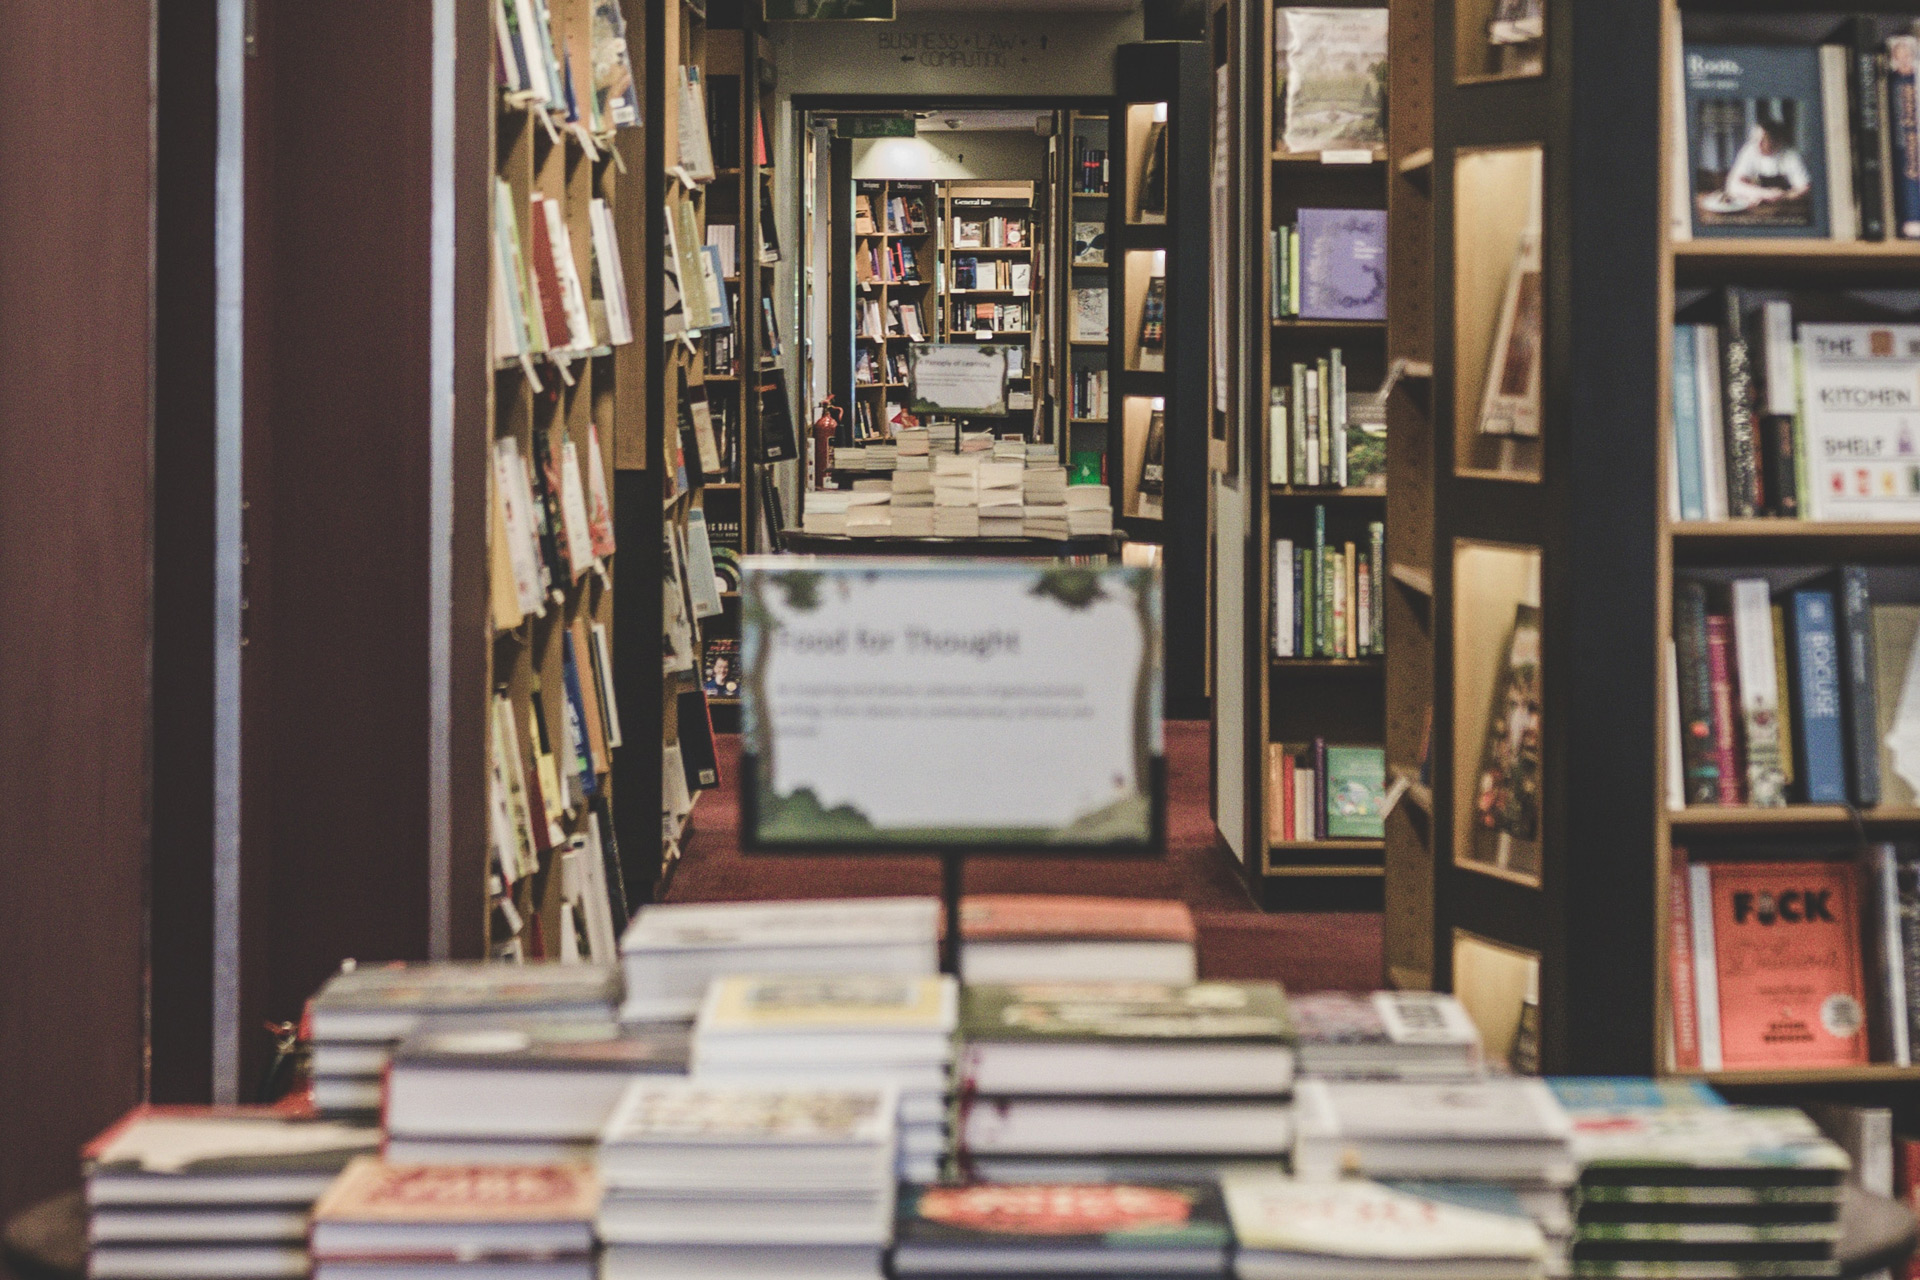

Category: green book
[1069, 448, 1103, 486]
[1323, 745, 1386, 838]
[960, 981, 1296, 1044]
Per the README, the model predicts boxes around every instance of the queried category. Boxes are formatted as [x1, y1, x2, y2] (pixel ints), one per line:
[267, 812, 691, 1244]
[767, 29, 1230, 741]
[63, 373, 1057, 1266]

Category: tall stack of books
[1223, 1173, 1549, 1280]
[956, 981, 1297, 1183]
[382, 1020, 690, 1165]
[616, 896, 941, 1021]
[693, 973, 958, 1182]
[957, 895, 1197, 983]
[309, 1158, 599, 1280]
[1289, 990, 1484, 1080]
[1066, 483, 1114, 537]
[597, 1080, 897, 1280]
[892, 453, 936, 536]
[803, 490, 852, 534]
[82, 1107, 378, 1280]
[1551, 1079, 1849, 1280]
[893, 1182, 1232, 1280]
[978, 461, 1025, 537]
[934, 454, 981, 538]
[847, 480, 892, 537]
[305, 961, 623, 1116]
[1021, 464, 1070, 541]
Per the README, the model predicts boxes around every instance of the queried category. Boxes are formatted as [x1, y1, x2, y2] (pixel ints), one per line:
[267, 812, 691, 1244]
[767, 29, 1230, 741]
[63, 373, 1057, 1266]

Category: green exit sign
[836, 116, 916, 139]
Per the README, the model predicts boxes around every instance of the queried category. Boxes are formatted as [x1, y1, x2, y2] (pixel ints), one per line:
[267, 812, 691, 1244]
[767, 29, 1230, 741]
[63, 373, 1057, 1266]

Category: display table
[779, 531, 1126, 558]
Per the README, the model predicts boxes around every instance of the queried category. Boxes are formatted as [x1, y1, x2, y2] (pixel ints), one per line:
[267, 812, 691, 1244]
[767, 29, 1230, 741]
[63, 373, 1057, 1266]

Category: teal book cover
[1324, 745, 1385, 838]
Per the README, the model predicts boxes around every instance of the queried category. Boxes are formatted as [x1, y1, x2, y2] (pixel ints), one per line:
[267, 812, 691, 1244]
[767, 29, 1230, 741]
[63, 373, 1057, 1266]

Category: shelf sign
[834, 115, 916, 139]
[767, 0, 897, 21]
[740, 560, 1164, 850]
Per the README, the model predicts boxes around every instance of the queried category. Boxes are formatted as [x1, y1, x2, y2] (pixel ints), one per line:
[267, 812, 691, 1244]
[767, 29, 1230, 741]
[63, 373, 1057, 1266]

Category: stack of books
[1021, 465, 1070, 540]
[934, 455, 981, 538]
[1289, 990, 1484, 1080]
[693, 973, 959, 1182]
[802, 490, 852, 535]
[616, 896, 940, 1021]
[309, 1158, 599, 1280]
[83, 1106, 378, 1280]
[978, 461, 1025, 537]
[382, 1019, 689, 1165]
[957, 895, 1196, 983]
[1066, 484, 1114, 537]
[892, 461, 935, 536]
[1552, 1079, 1849, 1280]
[598, 1080, 896, 1280]
[892, 1182, 1233, 1280]
[306, 961, 622, 1116]
[846, 481, 892, 537]
[956, 981, 1297, 1183]
[1223, 1174, 1548, 1280]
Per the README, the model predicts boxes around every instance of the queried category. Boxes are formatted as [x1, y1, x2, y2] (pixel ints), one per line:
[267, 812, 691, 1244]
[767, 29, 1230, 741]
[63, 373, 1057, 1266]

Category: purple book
[1298, 208, 1387, 321]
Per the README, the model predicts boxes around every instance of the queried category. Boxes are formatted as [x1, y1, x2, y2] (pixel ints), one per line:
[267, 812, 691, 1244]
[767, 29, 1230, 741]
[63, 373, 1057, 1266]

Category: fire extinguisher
[811, 395, 842, 490]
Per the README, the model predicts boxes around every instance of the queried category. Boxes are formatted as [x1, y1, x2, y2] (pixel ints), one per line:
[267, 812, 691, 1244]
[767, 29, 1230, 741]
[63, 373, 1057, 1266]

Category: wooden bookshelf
[486, 0, 643, 956]
[938, 180, 1042, 440]
[1062, 111, 1114, 478]
[851, 178, 937, 441]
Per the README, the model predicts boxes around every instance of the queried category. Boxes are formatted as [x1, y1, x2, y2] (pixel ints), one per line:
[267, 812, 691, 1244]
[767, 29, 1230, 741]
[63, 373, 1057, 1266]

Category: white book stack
[929, 422, 958, 454]
[1291, 1079, 1577, 1186]
[381, 1020, 690, 1166]
[803, 490, 853, 535]
[616, 897, 941, 1022]
[837, 446, 868, 473]
[1065, 484, 1114, 538]
[960, 430, 996, 454]
[1022, 466, 1070, 540]
[846, 483, 892, 538]
[1290, 991, 1484, 1081]
[865, 441, 898, 472]
[597, 1081, 895, 1280]
[84, 1110, 379, 1280]
[993, 437, 1029, 461]
[693, 974, 958, 1183]
[895, 427, 930, 458]
[933, 454, 981, 538]
[305, 962, 622, 1116]
[891, 468, 935, 537]
[978, 461, 1025, 537]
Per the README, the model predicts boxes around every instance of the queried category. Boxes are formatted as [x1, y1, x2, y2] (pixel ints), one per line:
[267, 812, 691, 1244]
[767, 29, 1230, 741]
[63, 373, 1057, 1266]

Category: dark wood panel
[0, 0, 153, 1228]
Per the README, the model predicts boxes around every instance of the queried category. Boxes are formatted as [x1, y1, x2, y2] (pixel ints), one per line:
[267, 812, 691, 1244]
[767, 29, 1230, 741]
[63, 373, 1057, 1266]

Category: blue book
[1296, 208, 1387, 321]
[1786, 588, 1847, 804]
[561, 631, 598, 797]
[1683, 44, 1831, 239]
[1670, 325, 1705, 521]
[1547, 1077, 1725, 1111]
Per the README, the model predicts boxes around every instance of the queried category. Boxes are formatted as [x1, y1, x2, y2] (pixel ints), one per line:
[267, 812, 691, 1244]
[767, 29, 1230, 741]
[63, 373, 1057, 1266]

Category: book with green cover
[1323, 745, 1385, 838]
[960, 981, 1295, 1044]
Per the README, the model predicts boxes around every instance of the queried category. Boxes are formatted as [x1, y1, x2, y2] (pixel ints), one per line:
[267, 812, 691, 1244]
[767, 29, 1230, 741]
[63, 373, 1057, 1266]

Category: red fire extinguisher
[811, 395, 842, 490]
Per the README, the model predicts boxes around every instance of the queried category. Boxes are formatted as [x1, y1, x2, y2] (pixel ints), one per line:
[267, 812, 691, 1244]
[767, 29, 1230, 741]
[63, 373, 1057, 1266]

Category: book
[675, 687, 718, 791]
[1785, 586, 1848, 804]
[957, 895, 1197, 984]
[893, 1183, 1230, 1277]
[589, 0, 639, 128]
[1860, 844, 1911, 1067]
[1277, 8, 1389, 155]
[1071, 287, 1108, 342]
[1852, 18, 1889, 241]
[1290, 1079, 1577, 1184]
[1469, 602, 1542, 876]
[84, 1107, 381, 1205]
[1836, 565, 1883, 806]
[1689, 859, 1869, 1070]
[1684, 44, 1832, 238]
[1289, 991, 1484, 1080]
[310, 1158, 597, 1262]
[1478, 230, 1543, 437]
[1072, 221, 1107, 265]
[1136, 120, 1168, 222]
[1875, 602, 1920, 808]
[308, 961, 621, 1044]
[1730, 578, 1789, 806]
[1797, 324, 1920, 522]
[1890, 36, 1920, 237]
[1296, 208, 1387, 322]
[960, 1096, 1295, 1159]
[675, 65, 715, 182]
[1223, 1175, 1547, 1280]
[1323, 745, 1386, 838]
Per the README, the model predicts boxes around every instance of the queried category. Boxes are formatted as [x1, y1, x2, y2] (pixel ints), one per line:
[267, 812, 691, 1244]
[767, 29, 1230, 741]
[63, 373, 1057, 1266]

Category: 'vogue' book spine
[1786, 587, 1849, 804]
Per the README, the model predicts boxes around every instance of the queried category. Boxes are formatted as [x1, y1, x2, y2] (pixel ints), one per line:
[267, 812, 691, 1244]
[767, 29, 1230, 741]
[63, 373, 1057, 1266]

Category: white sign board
[741, 560, 1163, 847]
[909, 343, 1008, 415]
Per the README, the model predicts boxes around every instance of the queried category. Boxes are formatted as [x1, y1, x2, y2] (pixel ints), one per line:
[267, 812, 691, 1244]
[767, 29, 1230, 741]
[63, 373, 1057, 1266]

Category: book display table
[780, 532, 1127, 559]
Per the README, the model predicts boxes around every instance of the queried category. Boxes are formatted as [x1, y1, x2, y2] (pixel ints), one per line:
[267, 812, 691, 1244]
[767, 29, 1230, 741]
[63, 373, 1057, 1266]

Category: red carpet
[666, 721, 1385, 992]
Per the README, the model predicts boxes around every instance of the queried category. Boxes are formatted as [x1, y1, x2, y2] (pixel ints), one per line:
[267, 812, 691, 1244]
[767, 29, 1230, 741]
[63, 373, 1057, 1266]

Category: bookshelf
[851, 179, 938, 440]
[1063, 112, 1115, 483]
[485, 0, 644, 956]
[939, 181, 1043, 439]
[1247, 2, 1400, 890]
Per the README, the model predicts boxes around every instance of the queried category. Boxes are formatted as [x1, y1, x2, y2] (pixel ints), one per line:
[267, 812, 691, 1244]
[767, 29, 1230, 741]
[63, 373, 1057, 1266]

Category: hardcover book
[1296, 208, 1387, 321]
[602, 1081, 892, 1146]
[622, 897, 940, 955]
[1797, 324, 1920, 523]
[960, 981, 1295, 1043]
[1684, 44, 1831, 238]
[1072, 222, 1107, 265]
[313, 1157, 600, 1225]
[699, 974, 956, 1033]
[1071, 287, 1109, 342]
[1223, 1175, 1545, 1274]
[959, 896, 1195, 943]
[1477, 230, 1543, 437]
[1323, 745, 1386, 838]
[1469, 602, 1543, 879]
[1276, 9, 1389, 155]
[893, 1183, 1230, 1275]
[85, 1108, 381, 1188]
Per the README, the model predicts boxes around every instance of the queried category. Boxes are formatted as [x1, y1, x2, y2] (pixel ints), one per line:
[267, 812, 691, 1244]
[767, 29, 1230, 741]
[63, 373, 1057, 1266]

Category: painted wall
[851, 129, 1049, 181]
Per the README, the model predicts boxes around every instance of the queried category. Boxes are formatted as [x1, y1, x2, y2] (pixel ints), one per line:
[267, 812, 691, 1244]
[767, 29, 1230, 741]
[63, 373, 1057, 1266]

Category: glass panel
[1452, 929, 1541, 1071]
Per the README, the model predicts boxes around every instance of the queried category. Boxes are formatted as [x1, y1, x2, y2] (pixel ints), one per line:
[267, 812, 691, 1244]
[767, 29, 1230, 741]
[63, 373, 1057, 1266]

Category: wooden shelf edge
[1674, 238, 1920, 262]
[1272, 318, 1388, 330]
[1669, 805, 1920, 829]
[1270, 657, 1384, 669]
[1271, 486, 1388, 499]
[1271, 148, 1388, 165]
[1671, 520, 1920, 540]
[1389, 562, 1433, 597]
[1671, 1065, 1920, 1086]
[1268, 839, 1386, 852]
[1264, 865, 1387, 878]
[1389, 766, 1433, 816]
[1396, 147, 1433, 175]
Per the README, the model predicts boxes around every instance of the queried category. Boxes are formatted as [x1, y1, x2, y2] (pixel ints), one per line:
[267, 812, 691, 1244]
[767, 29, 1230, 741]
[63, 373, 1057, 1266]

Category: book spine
[1332, 350, 1349, 488]
[1760, 415, 1800, 519]
[1294, 549, 1306, 657]
[1719, 288, 1762, 519]
[1271, 389, 1289, 486]
[1730, 579, 1788, 806]
[1671, 325, 1705, 522]
[1822, 44, 1861, 241]
[1674, 581, 1724, 805]
[1892, 36, 1920, 238]
[1669, 848, 1701, 1071]
[1312, 506, 1327, 657]
[1696, 325, 1729, 520]
[1316, 357, 1332, 486]
[1771, 604, 1796, 791]
[1788, 589, 1849, 804]
[1838, 565, 1882, 806]
[1869, 843, 1913, 1067]
[1274, 539, 1295, 658]
[1357, 556, 1372, 657]
[1294, 755, 1313, 845]
[1281, 751, 1296, 841]
[1855, 20, 1889, 241]
[1689, 860, 1724, 1071]
[1292, 363, 1308, 483]
[1345, 545, 1358, 658]
[1703, 613, 1744, 806]
[1902, 850, 1920, 1060]
[1370, 522, 1385, 654]
[1313, 737, 1328, 840]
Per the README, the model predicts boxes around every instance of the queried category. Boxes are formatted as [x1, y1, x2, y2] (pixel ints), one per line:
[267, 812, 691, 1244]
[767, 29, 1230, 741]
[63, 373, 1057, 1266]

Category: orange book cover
[960, 895, 1195, 943]
[1706, 859, 1868, 1070]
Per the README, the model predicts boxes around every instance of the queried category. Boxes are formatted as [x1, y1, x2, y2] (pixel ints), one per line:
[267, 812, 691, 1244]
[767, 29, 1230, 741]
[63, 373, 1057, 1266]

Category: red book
[1898, 1139, 1920, 1280]
[960, 896, 1196, 943]
[1703, 614, 1744, 805]
[1282, 753, 1296, 842]
[1700, 859, 1869, 1070]
[1668, 848, 1701, 1071]
[311, 1158, 598, 1262]
[526, 195, 574, 355]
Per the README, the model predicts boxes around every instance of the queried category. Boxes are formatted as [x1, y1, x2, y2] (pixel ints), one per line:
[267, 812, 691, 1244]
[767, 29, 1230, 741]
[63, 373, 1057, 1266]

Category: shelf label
[1321, 149, 1375, 166]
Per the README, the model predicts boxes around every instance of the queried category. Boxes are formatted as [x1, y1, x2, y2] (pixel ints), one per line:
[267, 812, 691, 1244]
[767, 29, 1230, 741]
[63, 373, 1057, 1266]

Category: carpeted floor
[665, 720, 1385, 992]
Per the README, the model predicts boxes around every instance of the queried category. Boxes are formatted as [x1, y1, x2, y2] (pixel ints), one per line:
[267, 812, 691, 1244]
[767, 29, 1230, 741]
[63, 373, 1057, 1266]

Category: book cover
[1786, 587, 1848, 804]
[313, 1157, 599, 1224]
[959, 896, 1195, 943]
[755, 366, 800, 463]
[1072, 222, 1107, 265]
[1559, 1104, 1847, 1176]
[702, 638, 741, 699]
[1277, 9, 1388, 154]
[83, 1108, 380, 1178]
[1891, 36, 1920, 237]
[1684, 44, 1832, 238]
[1223, 1175, 1545, 1263]
[1071, 287, 1108, 342]
[960, 981, 1295, 1044]
[603, 1081, 892, 1146]
[1323, 745, 1386, 838]
[1704, 613, 1744, 804]
[1290, 991, 1479, 1052]
[623, 896, 939, 954]
[675, 687, 719, 791]
[1675, 582, 1723, 805]
[1477, 230, 1543, 438]
[1296, 208, 1387, 321]
[1470, 603, 1542, 875]
[1852, 19, 1889, 241]
[1293, 1078, 1572, 1145]
[589, 0, 639, 128]
[1136, 407, 1166, 520]
[700, 974, 955, 1033]
[896, 1183, 1229, 1253]
[393, 1020, 688, 1074]
[1719, 288, 1762, 518]
[1797, 324, 1920, 522]
[1669, 850, 1702, 1071]
[526, 196, 576, 353]
[310, 961, 620, 1018]
[584, 421, 616, 559]
[1836, 565, 1883, 805]
[1701, 860, 1869, 1069]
